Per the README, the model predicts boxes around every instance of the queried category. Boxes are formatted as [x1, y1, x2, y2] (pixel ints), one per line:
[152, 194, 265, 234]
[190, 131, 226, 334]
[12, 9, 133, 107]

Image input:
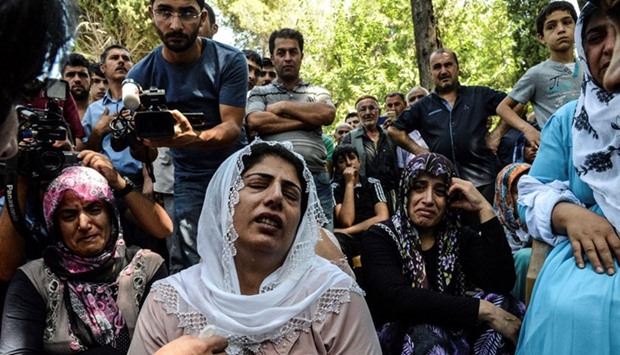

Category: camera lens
[39, 150, 64, 176]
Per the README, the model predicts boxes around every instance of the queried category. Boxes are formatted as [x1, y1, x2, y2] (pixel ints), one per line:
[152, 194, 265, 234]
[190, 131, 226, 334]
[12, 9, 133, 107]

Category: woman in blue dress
[516, 2, 620, 353]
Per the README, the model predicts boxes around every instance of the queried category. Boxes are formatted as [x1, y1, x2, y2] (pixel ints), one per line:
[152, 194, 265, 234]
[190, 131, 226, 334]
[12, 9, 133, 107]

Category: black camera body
[134, 87, 175, 139]
[16, 79, 80, 178]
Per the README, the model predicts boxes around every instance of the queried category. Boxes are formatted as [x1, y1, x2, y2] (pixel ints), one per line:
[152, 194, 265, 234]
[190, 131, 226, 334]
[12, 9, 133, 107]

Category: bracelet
[114, 176, 136, 199]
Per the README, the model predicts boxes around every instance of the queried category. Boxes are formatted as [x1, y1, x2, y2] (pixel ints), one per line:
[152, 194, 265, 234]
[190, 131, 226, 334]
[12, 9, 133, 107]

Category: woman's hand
[478, 300, 522, 346]
[154, 335, 228, 355]
[448, 178, 495, 222]
[78, 150, 124, 190]
[553, 202, 620, 275]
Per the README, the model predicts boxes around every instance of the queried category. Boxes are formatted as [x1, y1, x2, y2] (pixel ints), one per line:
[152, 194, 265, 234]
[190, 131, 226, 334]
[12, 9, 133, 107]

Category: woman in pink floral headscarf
[0, 166, 167, 354]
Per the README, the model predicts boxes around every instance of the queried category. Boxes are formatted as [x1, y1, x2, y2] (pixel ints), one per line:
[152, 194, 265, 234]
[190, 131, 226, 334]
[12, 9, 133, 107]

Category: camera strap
[4, 156, 35, 239]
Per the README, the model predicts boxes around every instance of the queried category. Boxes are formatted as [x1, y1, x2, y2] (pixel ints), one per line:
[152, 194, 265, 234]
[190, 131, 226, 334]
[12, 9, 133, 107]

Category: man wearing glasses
[341, 95, 399, 214]
[127, 0, 248, 271]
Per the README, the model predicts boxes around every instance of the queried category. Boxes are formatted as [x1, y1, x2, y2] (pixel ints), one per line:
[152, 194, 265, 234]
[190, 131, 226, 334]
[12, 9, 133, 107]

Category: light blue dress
[516, 101, 620, 354]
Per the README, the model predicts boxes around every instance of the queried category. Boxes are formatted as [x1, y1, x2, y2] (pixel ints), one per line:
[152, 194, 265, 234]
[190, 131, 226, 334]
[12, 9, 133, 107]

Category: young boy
[496, 1, 582, 148]
[331, 145, 389, 264]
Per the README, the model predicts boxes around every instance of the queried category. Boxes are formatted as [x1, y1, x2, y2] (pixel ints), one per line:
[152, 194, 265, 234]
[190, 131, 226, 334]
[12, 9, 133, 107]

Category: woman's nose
[78, 212, 91, 230]
[265, 184, 284, 207]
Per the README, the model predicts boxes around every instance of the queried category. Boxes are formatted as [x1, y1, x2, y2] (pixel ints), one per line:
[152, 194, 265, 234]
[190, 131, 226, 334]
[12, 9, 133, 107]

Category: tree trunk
[410, 0, 441, 90]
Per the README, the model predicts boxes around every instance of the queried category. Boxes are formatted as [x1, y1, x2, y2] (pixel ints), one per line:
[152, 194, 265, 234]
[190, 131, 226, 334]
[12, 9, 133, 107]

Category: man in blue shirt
[82, 45, 142, 181]
[128, 0, 247, 270]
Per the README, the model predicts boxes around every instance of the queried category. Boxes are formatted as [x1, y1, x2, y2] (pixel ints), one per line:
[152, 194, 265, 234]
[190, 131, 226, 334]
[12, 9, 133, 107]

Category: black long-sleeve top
[360, 217, 515, 329]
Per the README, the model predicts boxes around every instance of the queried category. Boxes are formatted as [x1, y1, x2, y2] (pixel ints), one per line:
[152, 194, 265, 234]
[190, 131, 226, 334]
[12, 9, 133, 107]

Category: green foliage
[74, 0, 160, 63]
[505, 0, 550, 78]
[434, 0, 519, 91]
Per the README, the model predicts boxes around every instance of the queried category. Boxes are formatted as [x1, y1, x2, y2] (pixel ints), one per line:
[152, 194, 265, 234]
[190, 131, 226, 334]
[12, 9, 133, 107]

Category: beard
[157, 26, 200, 53]
[435, 77, 458, 94]
[71, 87, 89, 101]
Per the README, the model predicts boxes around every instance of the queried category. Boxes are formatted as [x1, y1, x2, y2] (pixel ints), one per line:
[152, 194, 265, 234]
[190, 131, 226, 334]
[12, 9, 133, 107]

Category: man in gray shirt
[246, 28, 336, 228]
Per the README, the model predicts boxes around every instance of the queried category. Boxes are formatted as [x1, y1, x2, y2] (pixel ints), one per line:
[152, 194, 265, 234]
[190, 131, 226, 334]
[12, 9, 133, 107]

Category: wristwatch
[114, 176, 135, 199]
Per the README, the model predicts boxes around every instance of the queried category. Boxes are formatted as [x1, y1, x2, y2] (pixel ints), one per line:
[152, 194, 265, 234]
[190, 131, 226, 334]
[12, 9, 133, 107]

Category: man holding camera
[127, 0, 247, 270]
[82, 45, 142, 183]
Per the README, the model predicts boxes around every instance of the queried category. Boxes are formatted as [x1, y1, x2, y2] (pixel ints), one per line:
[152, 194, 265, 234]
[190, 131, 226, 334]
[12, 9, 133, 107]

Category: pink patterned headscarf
[43, 166, 115, 232]
[42, 166, 130, 351]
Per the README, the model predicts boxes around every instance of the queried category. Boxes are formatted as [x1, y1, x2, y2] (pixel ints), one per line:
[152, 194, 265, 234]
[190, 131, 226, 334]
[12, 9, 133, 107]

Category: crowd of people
[0, 0, 619, 353]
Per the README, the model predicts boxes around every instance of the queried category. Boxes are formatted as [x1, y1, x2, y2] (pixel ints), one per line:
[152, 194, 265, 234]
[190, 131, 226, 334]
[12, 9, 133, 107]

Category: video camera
[16, 79, 79, 178]
[110, 80, 207, 153]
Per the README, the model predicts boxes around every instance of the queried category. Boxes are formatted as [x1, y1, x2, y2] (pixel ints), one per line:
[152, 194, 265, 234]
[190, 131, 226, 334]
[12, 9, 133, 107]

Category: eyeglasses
[153, 9, 201, 22]
[357, 105, 378, 113]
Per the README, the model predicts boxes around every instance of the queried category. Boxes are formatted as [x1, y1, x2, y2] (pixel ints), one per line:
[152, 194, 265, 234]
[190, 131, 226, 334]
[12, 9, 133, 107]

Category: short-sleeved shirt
[392, 85, 506, 187]
[127, 38, 248, 178]
[509, 59, 582, 127]
[246, 80, 335, 173]
[81, 92, 142, 176]
[332, 177, 386, 227]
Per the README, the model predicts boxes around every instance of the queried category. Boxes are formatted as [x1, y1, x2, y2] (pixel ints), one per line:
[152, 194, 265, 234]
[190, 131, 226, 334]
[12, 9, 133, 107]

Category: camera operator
[0, 0, 79, 323]
[127, 0, 248, 271]
[21, 78, 86, 151]
[82, 45, 143, 183]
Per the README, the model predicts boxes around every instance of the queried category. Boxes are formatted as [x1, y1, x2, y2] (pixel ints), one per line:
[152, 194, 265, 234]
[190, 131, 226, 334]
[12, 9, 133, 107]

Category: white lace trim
[152, 282, 363, 354]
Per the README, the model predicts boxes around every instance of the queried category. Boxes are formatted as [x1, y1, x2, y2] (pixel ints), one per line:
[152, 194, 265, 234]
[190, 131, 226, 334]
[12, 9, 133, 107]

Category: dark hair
[150, 0, 205, 10]
[243, 49, 262, 67]
[384, 91, 405, 102]
[332, 144, 359, 167]
[204, 2, 215, 22]
[100, 44, 131, 65]
[345, 112, 358, 120]
[89, 63, 104, 78]
[61, 53, 91, 76]
[536, 1, 577, 36]
[261, 57, 274, 68]
[430, 48, 459, 68]
[269, 28, 304, 55]
[354, 95, 379, 109]
[0, 0, 77, 120]
[241, 142, 309, 212]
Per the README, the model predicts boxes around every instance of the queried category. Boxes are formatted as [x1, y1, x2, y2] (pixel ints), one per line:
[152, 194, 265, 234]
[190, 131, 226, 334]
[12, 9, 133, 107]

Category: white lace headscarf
[572, 2, 620, 231]
[163, 140, 359, 354]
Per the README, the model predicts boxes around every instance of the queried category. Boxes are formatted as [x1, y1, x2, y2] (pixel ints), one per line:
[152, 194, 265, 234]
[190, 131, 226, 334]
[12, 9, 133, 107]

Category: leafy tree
[439, 0, 519, 91]
[504, 0, 550, 79]
[74, 0, 159, 63]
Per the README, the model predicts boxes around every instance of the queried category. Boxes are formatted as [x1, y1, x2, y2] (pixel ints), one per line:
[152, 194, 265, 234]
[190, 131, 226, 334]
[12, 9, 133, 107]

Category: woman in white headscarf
[516, 2, 620, 353]
[128, 140, 380, 354]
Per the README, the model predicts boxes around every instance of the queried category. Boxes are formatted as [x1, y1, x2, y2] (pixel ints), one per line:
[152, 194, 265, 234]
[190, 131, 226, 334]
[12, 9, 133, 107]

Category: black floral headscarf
[384, 153, 465, 294]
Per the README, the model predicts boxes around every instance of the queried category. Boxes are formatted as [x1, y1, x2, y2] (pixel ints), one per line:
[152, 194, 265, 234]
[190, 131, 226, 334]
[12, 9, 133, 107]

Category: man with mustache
[127, 0, 248, 271]
[389, 48, 506, 204]
[246, 28, 336, 229]
[82, 45, 142, 181]
[61, 53, 92, 119]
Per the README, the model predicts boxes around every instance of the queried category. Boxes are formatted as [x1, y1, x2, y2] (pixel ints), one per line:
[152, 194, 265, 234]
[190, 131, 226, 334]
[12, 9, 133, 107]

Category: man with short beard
[388, 48, 506, 203]
[127, 0, 247, 271]
[61, 53, 91, 119]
